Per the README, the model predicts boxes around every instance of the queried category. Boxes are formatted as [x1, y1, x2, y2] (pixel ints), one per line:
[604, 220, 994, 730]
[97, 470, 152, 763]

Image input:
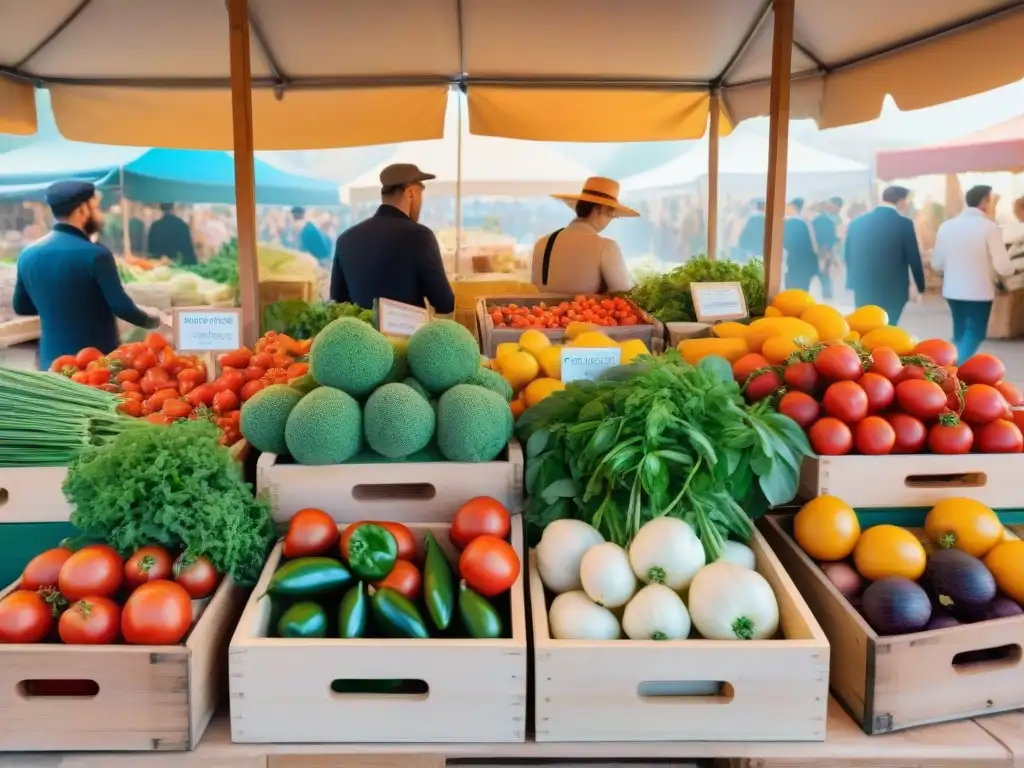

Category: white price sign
[378, 298, 429, 337]
[561, 347, 622, 383]
[173, 308, 242, 352]
[690, 281, 748, 322]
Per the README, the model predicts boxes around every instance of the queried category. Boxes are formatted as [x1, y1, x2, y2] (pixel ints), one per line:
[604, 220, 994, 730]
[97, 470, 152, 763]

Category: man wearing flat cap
[330, 163, 454, 314]
[13, 180, 160, 370]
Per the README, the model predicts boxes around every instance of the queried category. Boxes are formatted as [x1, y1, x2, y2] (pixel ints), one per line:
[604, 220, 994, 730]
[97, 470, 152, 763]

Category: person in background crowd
[844, 186, 925, 327]
[931, 185, 1014, 362]
[1010, 196, 1024, 259]
[812, 196, 843, 300]
[128, 202, 147, 254]
[738, 198, 765, 262]
[292, 206, 331, 263]
[532, 176, 637, 295]
[147, 203, 197, 265]
[13, 181, 160, 371]
[783, 198, 818, 291]
[330, 164, 454, 313]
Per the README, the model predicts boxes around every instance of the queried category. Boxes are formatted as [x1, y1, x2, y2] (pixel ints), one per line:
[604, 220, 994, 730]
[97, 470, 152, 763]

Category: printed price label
[561, 347, 622, 383]
[690, 281, 748, 322]
[378, 298, 429, 337]
[173, 308, 241, 352]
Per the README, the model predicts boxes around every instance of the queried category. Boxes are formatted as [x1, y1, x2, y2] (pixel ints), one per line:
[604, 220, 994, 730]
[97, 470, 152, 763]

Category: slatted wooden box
[0, 465, 72, 523]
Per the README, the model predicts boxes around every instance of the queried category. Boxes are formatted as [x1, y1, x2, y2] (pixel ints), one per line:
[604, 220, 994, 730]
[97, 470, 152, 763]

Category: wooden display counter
[1, 699, 1016, 767]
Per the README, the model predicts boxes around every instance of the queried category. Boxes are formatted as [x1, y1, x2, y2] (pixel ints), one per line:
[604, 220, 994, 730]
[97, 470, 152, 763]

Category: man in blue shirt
[13, 181, 160, 370]
[812, 197, 843, 300]
[783, 198, 819, 291]
[292, 206, 331, 263]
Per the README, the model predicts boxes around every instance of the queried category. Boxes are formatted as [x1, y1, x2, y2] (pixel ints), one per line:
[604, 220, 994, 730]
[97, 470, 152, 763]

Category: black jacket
[330, 205, 454, 314]
[147, 213, 197, 265]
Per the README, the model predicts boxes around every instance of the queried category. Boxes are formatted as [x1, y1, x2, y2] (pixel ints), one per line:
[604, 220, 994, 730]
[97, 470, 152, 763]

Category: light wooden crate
[0, 465, 72, 522]
[0, 575, 246, 751]
[530, 528, 830, 742]
[762, 511, 1024, 734]
[0, 316, 41, 348]
[256, 440, 524, 525]
[475, 294, 665, 358]
[665, 321, 713, 346]
[229, 518, 528, 743]
[799, 454, 1024, 509]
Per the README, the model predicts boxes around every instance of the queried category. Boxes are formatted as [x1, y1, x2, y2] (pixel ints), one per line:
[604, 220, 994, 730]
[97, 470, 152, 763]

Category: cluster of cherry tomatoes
[52, 331, 312, 446]
[488, 296, 645, 329]
[733, 338, 1024, 456]
[0, 542, 220, 646]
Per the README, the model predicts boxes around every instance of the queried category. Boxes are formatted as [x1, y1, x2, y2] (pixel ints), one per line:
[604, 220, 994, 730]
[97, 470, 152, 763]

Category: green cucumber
[265, 557, 352, 598]
[338, 582, 368, 638]
[371, 587, 429, 638]
[277, 601, 327, 638]
[458, 580, 504, 639]
[423, 530, 454, 631]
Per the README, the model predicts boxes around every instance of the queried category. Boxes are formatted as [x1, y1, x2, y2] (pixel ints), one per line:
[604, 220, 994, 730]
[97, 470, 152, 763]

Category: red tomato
[962, 384, 1010, 425]
[858, 372, 895, 413]
[147, 388, 181, 411]
[144, 331, 169, 351]
[895, 379, 947, 420]
[912, 339, 957, 366]
[217, 348, 253, 370]
[996, 381, 1024, 408]
[213, 368, 246, 395]
[340, 521, 417, 563]
[116, 368, 141, 383]
[745, 369, 783, 401]
[124, 546, 174, 589]
[70, 371, 90, 385]
[120, 380, 142, 394]
[240, 379, 267, 402]
[212, 389, 239, 414]
[286, 362, 310, 380]
[58, 597, 121, 644]
[252, 351, 276, 370]
[86, 368, 111, 386]
[161, 398, 193, 419]
[243, 365, 266, 382]
[159, 348, 181, 374]
[808, 418, 853, 456]
[147, 413, 174, 425]
[855, 416, 896, 455]
[373, 560, 422, 600]
[173, 554, 220, 599]
[777, 391, 820, 429]
[1012, 409, 1024, 435]
[0, 590, 54, 643]
[732, 354, 770, 387]
[975, 419, 1024, 454]
[50, 354, 79, 373]
[886, 413, 928, 454]
[20, 547, 72, 591]
[121, 580, 193, 645]
[868, 347, 903, 380]
[458, 535, 521, 597]
[283, 508, 340, 558]
[958, 354, 1006, 386]
[140, 367, 172, 395]
[186, 383, 217, 408]
[450, 497, 512, 550]
[75, 347, 103, 370]
[783, 361, 820, 394]
[822, 381, 869, 424]
[132, 349, 158, 373]
[178, 368, 207, 390]
[928, 416, 974, 454]
[815, 345, 862, 382]
[58, 545, 124, 602]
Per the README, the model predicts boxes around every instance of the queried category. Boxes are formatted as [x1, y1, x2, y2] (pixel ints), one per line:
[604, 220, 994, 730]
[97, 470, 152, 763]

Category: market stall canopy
[341, 135, 595, 204]
[876, 115, 1024, 179]
[0, 140, 341, 205]
[1, 0, 1022, 147]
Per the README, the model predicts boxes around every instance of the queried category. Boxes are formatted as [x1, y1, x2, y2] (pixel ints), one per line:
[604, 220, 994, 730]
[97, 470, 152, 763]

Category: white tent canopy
[342, 135, 595, 205]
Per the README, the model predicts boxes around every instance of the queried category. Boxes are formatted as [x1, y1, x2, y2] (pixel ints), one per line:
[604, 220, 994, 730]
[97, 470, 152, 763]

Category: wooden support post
[762, 0, 795, 299]
[707, 93, 721, 261]
[227, 0, 260, 347]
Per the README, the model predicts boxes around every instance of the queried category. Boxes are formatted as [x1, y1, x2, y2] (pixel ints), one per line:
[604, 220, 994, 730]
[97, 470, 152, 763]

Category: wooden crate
[762, 510, 1024, 734]
[0, 316, 41, 349]
[0, 575, 246, 751]
[476, 294, 665, 358]
[256, 440, 523, 525]
[0, 465, 72, 522]
[229, 518, 528, 743]
[799, 454, 1024, 509]
[665, 321, 712, 346]
[530, 528, 830, 742]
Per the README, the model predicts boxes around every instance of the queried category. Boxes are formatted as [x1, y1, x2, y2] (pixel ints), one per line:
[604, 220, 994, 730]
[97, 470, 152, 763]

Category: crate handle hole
[637, 680, 734, 704]
[17, 680, 99, 698]
[0, 487, 7, 507]
[952, 644, 1022, 674]
[352, 484, 436, 501]
[904, 471, 987, 489]
[330, 679, 429, 699]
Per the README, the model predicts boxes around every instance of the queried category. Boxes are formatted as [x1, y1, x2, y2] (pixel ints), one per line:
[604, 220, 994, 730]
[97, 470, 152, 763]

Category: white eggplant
[548, 591, 620, 640]
[628, 516, 706, 591]
[687, 561, 780, 640]
[622, 583, 691, 640]
[535, 519, 604, 594]
[580, 542, 637, 608]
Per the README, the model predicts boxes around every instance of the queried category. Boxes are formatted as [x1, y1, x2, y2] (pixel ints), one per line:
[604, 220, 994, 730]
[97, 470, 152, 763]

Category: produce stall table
[0, 698, 1014, 767]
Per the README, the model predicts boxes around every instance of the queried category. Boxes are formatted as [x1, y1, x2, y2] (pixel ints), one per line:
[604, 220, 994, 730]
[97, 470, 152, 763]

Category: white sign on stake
[378, 298, 429, 337]
[690, 281, 748, 322]
[561, 347, 622, 383]
[173, 308, 242, 352]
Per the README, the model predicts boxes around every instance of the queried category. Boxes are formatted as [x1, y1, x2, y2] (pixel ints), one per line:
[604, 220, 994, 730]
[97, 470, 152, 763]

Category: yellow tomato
[771, 289, 816, 318]
[535, 345, 563, 379]
[618, 339, 650, 364]
[793, 495, 861, 561]
[843, 330, 861, 343]
[800, 305, 850, 343]
[495, 342, 521, 361]
[853, 525, 927, 581]
[524, 377, 565, 408]
[500, 351, 540, 392]
[571, 331, 616, 348]
[845, 305, 889, 336]
[924, 498, 1004, 558]
[565, 322, 598, 341]
[518, 329, 551, 357]
[761, 336, 800, 366]
[677, 337, 748, 365]
[764, 305, 783, 318]
[984, 541, 1024, 605]
[711, 322, 750, 340]
[861, 326, 917, 356]
[745, 317, 819, 353]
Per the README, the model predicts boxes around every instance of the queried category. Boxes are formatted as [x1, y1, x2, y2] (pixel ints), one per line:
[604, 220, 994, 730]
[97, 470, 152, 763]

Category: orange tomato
[924, 498, 1003, 557]
[793, 495, 861, 561]
[853, 525, 927, 581]
[983, 540, 1024, 604]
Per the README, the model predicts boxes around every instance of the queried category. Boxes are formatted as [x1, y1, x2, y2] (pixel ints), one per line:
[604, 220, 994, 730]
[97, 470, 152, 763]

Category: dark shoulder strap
[541, 228, 565, 287]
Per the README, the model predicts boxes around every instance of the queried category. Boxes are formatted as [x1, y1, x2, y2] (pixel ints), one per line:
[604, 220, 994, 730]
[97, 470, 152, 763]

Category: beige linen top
[531, 218, 634, 295]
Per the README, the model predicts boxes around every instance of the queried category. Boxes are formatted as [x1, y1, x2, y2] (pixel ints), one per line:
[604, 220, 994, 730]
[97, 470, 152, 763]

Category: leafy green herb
[63, 419, 275, 586]
[517, 351, 809, 559]
[261, 299, 373, 339]
[184, 238, 240, 290]
[629, 255, 766, 323]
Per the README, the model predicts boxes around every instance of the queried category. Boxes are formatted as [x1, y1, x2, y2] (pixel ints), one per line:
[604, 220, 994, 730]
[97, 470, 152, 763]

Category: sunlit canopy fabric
[0, 0, 1021, 147]
[876, 115, 1024, 179]
[0, 140, 341, 204]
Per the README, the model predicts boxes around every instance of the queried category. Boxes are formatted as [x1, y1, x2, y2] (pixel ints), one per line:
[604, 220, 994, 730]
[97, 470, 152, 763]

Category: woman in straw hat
[532, 177, 638, 295]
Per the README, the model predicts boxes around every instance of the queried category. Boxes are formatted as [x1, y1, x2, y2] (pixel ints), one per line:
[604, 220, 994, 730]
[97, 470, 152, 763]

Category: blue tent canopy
[0, 140, 341, 206]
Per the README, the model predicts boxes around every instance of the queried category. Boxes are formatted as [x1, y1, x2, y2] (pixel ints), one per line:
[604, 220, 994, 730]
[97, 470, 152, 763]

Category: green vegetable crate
[0, 573, 246, 751]
[762, 509, 1024, 735]
[228, 517, 528, 743]
[529, 528, 830, 742]
[256, 440, 524, 525]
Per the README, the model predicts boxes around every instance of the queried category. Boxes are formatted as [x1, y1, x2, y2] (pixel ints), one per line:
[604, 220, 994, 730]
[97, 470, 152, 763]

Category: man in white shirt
[931, 185, 1015, 363]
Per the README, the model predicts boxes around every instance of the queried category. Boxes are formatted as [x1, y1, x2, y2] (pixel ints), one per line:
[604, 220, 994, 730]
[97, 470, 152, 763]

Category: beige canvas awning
[1, 0, 1022, 148]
